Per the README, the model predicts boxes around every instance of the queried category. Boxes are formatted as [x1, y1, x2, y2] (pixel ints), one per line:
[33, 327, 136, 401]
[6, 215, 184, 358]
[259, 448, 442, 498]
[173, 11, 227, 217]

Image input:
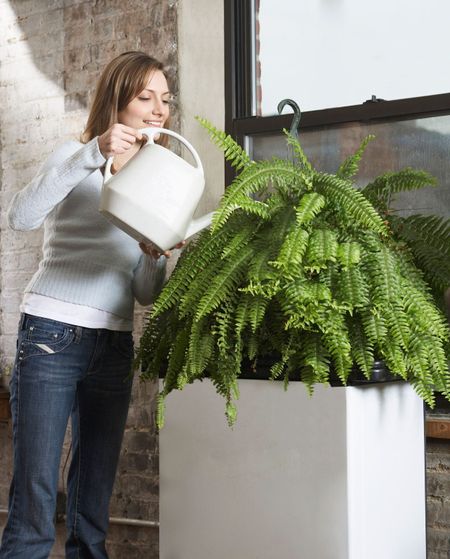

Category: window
[224, 0, 450, 412]
[225, 0, 450, 158]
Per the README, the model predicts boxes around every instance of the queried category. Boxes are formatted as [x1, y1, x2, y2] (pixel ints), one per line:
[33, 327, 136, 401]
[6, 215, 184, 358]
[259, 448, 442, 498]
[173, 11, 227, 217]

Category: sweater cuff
[133, 254, 167, 306]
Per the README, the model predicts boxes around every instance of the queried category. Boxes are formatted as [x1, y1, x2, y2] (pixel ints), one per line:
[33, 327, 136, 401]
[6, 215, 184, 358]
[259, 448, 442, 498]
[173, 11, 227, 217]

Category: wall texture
[427, 439, 450, 559]
[0, 1, 179, 557]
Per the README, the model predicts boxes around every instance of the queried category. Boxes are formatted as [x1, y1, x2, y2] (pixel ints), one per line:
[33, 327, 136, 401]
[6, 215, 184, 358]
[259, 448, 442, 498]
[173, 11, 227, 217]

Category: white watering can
[99, 127, 214, 251]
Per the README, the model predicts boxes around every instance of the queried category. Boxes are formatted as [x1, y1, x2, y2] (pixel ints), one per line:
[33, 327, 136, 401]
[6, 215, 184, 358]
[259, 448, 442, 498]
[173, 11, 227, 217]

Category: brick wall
[427, 439, 450, 558]
[0, 1, 179, 557]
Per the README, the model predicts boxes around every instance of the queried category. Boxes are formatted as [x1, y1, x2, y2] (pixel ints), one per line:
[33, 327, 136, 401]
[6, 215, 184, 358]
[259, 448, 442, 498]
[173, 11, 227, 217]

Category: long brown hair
[81, 51, 170, 146]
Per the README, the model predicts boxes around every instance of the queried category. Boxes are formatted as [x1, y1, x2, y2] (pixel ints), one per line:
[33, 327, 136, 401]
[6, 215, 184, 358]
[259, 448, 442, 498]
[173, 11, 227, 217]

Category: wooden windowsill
[426, 417, 450, 440]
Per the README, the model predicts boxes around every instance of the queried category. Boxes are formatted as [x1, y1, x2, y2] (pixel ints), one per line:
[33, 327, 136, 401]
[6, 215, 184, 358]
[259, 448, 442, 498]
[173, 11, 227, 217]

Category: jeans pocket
[112, 331, 134, 360]
[20, 316, 76, 359]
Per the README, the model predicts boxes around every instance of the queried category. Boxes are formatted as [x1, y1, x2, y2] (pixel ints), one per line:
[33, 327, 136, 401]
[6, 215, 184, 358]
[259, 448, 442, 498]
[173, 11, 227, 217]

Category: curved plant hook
[277, 98, 302, 139]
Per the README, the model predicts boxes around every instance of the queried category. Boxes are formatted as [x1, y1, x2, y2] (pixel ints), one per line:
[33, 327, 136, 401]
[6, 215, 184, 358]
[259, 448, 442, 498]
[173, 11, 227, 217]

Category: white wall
[259, 0, 450, 115]
[178, 0, 225, 214]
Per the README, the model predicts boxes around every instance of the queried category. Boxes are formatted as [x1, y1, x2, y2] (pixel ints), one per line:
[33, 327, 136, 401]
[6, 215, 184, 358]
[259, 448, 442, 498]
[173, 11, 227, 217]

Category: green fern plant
[137, 119, 450, 428]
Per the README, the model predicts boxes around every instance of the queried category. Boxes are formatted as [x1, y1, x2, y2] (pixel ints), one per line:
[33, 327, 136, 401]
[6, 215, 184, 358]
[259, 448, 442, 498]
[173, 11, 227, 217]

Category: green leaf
[348, 319, 374, 379]
[196, 116, 251, 170]
[212, 159, 300, 232]
[195, 246, 253, 320]
[337, 135, 375, 180]
[362, 168, 437, 207]
[304, 229, 338, 272]
[296, 192, 326, 225]
[314, 173, 388, 235]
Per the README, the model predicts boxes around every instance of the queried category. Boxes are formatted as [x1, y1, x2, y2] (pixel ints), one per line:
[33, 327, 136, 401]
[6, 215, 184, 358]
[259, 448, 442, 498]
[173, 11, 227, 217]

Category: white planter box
[159, 380, 425, 559]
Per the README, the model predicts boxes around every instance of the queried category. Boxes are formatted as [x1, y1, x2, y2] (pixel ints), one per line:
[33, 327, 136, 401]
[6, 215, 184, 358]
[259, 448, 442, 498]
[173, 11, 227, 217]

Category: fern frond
[394, 214, 450, 292]
[300, 333, 330, 389]
[152, 227, 231, 317]
[226, 401, 238, 427]
[362, 244, 400, 304]
[385, 303, 411, 350]
[284, 129, 314, 175]
[234, 198, 271, 220]
[178, 255, 228, 318]
[380, 337, 407, 379]
[337, 242, 361, 268]
[155, 393, 166, 429]
[362, 168, 437, 207]
[161, 325, 190, 396]
[322, 315, 352, 384]
[271, 225, 309, 271]
[214, 303, 234, 356]
[138, 312, 175, 378]
[248, 296, 269, 332]
[196, 116, 251, 170]
[361, 310, 388, 346]
[404, 243, 450, 295]
[402, 281, 450, 340]
[409, 378, 435, 408]
[304, 229, 338, 272]
[187, 318, 214, 377]
[348, 318, 374, 379]
[270, 334, 295, 380]
[399, 214, 450, 258]
[314, 173, 387, 235]
[210, 355, 241, 426]
[220, 219, 257, 259]
[425, 336, 450, 394]
[247, 331, 259, 360]
[211, 159, 300, 232]
[195, 246, 253, 320]
[234, 293, 253, 338]
[337, 135, 375, 180]
[334, 266, 369, 310]
[296, 192, 326, 225]
[247, 243, 280, 282]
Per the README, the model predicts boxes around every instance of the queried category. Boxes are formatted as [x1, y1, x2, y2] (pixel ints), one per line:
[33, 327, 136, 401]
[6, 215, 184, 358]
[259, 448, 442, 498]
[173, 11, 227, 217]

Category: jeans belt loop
[18, 313, 27, 331]
[74, 326, 83, 344]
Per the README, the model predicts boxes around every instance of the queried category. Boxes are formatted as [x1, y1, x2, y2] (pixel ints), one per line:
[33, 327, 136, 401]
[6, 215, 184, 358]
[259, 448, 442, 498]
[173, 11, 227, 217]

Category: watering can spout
[185, 211, 214, 240]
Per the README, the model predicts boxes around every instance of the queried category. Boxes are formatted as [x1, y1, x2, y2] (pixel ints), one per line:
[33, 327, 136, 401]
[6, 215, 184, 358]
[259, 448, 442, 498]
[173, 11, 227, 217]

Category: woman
[0, 51, 178, 559]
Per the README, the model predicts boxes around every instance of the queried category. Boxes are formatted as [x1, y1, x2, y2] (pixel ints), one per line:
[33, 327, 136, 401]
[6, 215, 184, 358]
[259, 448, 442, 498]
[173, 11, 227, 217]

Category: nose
[152, 97, 165, 116]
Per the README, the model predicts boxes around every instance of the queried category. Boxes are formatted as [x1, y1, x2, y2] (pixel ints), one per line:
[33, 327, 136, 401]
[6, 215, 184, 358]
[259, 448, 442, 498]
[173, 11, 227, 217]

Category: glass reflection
[250, 116, 450, 218]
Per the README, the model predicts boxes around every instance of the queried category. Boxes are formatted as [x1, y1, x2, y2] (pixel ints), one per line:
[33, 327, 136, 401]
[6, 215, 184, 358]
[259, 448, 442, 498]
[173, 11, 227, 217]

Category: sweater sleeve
[132, 253, 167, 306]
[7, 137, 106, 231]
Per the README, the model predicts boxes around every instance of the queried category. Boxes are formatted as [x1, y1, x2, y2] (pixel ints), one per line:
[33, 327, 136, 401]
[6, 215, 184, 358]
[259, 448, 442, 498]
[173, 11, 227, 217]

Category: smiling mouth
[143, 121, 163, 127]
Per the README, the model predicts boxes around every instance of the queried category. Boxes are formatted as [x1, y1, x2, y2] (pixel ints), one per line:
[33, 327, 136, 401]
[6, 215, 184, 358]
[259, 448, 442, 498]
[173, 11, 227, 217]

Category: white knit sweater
[7, 137, 166, 321]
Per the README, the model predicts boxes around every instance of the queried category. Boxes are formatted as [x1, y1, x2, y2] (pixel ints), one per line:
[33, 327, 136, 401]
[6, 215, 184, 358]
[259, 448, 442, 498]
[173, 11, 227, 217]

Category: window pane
[250, 115, 450, 218]
[256, 0, 450, 116]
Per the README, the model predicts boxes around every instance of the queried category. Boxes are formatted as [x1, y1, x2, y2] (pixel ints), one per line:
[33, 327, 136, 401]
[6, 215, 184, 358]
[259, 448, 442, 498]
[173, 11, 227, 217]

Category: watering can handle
[104, 127, 204, 182]
[141, 127, 204, 174]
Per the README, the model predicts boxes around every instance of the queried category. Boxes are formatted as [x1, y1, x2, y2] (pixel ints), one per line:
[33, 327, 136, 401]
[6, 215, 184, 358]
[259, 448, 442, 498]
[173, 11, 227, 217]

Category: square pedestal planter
[159, 380, 425, 559]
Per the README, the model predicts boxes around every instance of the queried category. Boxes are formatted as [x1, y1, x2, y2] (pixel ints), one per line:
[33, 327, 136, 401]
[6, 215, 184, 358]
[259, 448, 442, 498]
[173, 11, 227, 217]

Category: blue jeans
[0, 314, 134, 559]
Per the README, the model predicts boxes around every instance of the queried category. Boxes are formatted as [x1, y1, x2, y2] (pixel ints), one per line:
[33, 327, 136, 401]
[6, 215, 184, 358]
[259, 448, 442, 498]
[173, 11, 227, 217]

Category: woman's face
[118, 69, 171, 133]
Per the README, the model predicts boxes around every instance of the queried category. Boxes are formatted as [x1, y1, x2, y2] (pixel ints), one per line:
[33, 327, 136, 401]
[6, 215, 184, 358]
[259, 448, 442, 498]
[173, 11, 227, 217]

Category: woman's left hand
[139, 240, 186, 259]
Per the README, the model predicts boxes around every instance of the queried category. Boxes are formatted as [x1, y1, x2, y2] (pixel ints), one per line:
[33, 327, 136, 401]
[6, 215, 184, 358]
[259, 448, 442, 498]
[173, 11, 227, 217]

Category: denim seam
[72, 392, 82, 559]
[2, 358, 22, 555]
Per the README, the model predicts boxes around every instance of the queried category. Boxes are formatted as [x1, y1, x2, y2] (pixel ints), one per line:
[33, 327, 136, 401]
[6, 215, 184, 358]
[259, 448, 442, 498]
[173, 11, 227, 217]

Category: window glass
[250, 115, 450, 218]
[256, 0, 450, 116]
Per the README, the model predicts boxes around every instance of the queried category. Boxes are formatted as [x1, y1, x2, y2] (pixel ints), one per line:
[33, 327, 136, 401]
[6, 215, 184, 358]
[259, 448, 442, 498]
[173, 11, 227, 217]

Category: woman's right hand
[98, 124, 143, 159]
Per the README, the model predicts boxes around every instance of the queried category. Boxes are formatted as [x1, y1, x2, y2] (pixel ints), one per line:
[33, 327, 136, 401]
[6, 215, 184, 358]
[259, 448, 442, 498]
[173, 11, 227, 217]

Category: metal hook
[277, 98, 301, 138]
